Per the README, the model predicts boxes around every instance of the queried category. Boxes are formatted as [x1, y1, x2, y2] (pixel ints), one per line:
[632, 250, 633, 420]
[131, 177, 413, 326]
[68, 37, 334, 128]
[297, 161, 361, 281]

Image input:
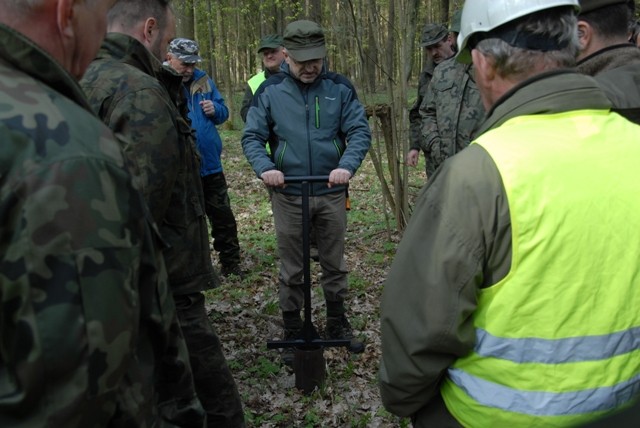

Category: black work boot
[325, 301, 365, 354]
[325, 315, 365, 353]
[281, 311, 302, 367]
[221, 264, 245, 279]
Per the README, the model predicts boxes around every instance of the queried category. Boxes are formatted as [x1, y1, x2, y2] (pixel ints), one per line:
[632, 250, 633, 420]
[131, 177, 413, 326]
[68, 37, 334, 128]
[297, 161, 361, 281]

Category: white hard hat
[456, 0, 580, 63]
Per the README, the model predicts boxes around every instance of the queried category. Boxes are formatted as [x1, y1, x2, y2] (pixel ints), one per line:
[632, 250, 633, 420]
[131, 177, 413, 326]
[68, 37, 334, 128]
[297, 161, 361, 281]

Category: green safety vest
[441, 110, 640, 427]
[248, 71, 267, 94]
[247, 71, 271, 155]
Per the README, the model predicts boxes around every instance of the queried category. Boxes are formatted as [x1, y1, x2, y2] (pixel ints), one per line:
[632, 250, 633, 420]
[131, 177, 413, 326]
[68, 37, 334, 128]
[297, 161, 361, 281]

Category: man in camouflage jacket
[80, 2, 244, 427]
[407, 23, 456, 172]
[0, 1, 198, 426]
[419, 57, 485, 176]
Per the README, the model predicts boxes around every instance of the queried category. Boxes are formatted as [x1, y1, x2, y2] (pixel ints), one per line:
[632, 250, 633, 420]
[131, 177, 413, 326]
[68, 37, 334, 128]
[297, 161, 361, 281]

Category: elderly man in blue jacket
[167, 38, 243, 278]
[242, 20, 371, 366]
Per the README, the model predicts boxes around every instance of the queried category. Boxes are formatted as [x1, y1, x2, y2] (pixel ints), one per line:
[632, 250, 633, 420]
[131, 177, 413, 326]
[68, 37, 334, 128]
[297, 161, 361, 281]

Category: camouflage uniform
[419, 56, 485, 176]
[80, 33, 245, 427]
[0, 23, 199, 427]
[409, 63, 435, 153]
[409, 24, 450, 173]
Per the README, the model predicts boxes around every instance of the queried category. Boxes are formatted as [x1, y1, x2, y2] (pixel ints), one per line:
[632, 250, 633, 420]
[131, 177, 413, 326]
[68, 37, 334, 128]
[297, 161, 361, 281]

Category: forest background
[174, 1, 640, 426]
[175, 0, 640, 230]
[175, 0, 471, 229]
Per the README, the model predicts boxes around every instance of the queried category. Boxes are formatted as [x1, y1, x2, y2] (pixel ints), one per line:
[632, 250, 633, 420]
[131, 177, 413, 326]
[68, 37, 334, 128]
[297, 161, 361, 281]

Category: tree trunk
[175, 0, 195, 38]
[439, 0, 450, 24]
[307, 0, 322, 22]
[206, 0, 216, 78]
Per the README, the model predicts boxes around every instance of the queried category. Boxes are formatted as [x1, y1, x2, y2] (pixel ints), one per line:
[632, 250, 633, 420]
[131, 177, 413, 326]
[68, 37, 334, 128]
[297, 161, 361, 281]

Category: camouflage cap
[283, 20, 326, 62]
[258, 34, 283, 53]
[168, 38, 202, 63]
[450, 9, 463, 34]
[420, 23, 449, 47]
[579, 0, 628, 13]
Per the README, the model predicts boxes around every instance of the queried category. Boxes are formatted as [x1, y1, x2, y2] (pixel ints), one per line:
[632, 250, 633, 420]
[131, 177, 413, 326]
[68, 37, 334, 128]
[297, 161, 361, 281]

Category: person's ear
[143, 17, 157, 44]
[471, 48, 498, 110]
[57, 0, 76, 40]
[577, 21, 592, 52]
[282, 48, 292, 64]
[471, 49, 495, 82]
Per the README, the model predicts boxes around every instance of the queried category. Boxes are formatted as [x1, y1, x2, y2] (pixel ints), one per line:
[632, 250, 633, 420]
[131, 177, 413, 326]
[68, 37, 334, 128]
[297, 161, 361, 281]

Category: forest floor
[205, 129, 426, 427]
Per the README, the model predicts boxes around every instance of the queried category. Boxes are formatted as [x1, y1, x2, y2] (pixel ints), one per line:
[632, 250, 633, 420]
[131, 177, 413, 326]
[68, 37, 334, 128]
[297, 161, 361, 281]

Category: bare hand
[406, 149, 419, 167]
[200, 100, 215, 117]
[328, 168, 352, 188]
[261, 170, 285, 187]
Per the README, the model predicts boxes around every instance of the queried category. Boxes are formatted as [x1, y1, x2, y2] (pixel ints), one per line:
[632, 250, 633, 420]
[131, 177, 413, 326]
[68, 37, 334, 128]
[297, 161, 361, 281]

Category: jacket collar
[477, 70, 612, 136]
[98, 33, 184, 106]
[0, 23, 93, 111]
[577, 44, 640, 76]
[98, 32, 163, 78]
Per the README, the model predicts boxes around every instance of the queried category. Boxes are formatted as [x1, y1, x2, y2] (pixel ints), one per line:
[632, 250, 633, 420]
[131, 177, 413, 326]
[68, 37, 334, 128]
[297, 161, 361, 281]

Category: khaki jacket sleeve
[379, 144, 512, 417]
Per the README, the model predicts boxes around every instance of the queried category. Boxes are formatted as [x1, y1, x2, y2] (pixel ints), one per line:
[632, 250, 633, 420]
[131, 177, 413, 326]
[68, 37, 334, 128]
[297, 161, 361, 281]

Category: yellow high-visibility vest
[248, 71, 267, 94]
[441, 110, 640, 427]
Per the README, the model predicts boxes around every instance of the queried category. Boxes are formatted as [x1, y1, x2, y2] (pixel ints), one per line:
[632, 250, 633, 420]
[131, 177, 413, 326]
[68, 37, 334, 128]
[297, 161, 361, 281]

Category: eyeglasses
[289, 57, 323, 68]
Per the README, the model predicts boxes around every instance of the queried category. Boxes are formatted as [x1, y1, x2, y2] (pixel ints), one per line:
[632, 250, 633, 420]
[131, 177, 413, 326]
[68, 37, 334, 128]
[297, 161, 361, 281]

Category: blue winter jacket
[184, 68, 229, 177]
[241, 62, 371, 196]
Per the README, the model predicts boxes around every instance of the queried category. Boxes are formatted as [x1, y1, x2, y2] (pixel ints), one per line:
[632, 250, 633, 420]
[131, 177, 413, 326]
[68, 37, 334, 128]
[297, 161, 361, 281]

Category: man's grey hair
[108, 0, 173, 28]
[476, 6, 579, 80]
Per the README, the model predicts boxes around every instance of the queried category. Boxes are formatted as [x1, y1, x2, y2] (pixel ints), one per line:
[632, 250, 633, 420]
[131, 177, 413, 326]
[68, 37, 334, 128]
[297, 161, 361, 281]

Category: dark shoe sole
[348, 339, 365, 354]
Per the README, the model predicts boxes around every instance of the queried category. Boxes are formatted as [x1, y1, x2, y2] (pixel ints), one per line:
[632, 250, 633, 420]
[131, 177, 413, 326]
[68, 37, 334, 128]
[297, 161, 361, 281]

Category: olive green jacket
[380, 71, 614, 426]
[577, 44, 640, 124]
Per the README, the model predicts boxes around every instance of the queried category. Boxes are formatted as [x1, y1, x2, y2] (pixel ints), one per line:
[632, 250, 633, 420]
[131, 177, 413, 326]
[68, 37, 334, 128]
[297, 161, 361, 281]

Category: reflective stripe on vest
[440, 109, 640, 427]
[448, 369, 640, 417]
[248, 71, 267, 94]
[474, 326, 640, 364]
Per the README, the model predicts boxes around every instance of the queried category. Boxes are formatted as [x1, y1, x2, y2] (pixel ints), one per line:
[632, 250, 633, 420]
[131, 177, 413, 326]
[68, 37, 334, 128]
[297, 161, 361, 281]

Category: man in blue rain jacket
[167, 38, 243, 278]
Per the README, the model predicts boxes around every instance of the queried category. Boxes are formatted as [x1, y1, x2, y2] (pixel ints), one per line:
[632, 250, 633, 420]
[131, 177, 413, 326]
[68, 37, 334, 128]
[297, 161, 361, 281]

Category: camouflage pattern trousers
[174, 292, 245, 428]
[201, 172, 241, 269]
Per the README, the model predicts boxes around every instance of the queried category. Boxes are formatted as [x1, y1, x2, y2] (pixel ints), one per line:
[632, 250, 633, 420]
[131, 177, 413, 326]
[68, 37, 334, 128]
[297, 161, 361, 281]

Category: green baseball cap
[257, 34, 283, 54]
[420, 23, 449, 47]
[283, 20, 327, 61]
